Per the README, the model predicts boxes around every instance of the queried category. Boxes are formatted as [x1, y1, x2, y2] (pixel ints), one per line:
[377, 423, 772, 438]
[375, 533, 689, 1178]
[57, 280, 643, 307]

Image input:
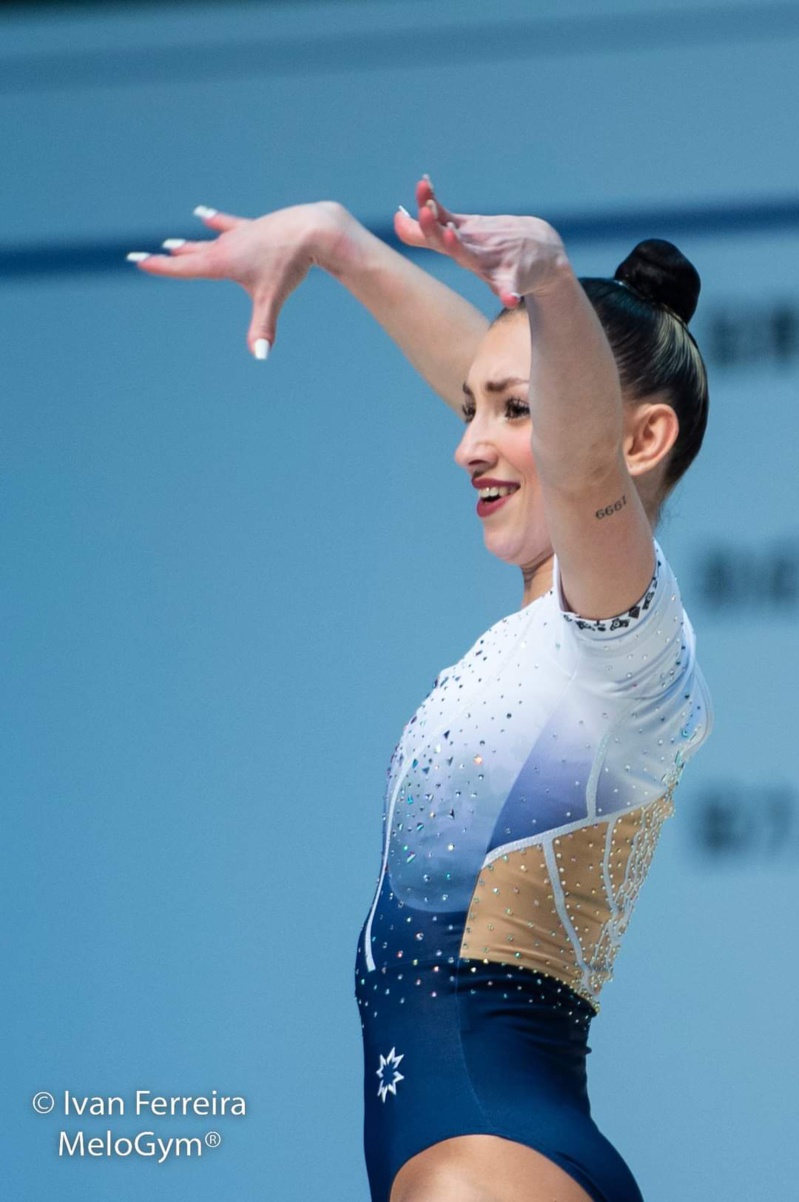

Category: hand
[393, 177, 569, 309]
[126, 201, 353, 357]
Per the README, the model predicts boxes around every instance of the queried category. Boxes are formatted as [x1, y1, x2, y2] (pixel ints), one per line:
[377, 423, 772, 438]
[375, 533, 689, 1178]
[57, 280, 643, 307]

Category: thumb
[247, 292, 279, 360]
[394, 207, 431, 250]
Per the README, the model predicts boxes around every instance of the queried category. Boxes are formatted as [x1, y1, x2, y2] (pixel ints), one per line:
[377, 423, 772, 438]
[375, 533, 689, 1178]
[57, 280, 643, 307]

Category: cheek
[514, 438, 538, 485]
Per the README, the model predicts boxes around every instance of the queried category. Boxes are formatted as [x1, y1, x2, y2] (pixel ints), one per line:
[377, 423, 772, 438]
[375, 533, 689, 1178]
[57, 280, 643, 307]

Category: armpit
[561, 550, 661, 633]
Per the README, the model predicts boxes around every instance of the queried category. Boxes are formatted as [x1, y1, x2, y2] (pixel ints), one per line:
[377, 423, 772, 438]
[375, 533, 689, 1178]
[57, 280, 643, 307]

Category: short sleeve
[551, 538, 690, 699]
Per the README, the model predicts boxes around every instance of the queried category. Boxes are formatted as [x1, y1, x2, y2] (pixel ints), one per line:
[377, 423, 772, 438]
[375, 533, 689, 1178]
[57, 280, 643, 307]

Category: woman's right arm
[323, 204, 490, 414]
[128, 199, 489, 416]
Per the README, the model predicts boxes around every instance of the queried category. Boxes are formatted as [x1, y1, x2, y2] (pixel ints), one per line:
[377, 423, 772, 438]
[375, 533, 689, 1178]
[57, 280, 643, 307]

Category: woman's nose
[454, 423, 496, 471]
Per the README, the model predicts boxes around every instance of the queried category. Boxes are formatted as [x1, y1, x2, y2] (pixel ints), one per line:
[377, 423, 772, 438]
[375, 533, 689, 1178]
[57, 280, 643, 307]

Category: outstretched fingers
[393, 206, 427, 249]
[420, 211, 484, 277]
[193, 206, 246, 232]
[414, 176, 461, 228]
[125, 203, 250, 275]
[395, 176, 468, 254]
[126, 248, 220, 278]
[161, 238, 209, 255]
[416, 199, 451, 253]
[409, 185, 528, 307]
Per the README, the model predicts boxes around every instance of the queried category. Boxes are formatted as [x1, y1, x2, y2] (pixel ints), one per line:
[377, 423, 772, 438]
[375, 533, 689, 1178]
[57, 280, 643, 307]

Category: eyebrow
[462, 376, 529, 398]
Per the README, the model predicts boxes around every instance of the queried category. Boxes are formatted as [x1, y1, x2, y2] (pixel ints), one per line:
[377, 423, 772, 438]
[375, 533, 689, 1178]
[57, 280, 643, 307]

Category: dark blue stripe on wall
[2, 196, 799, 282]
[1, 3, 798, 93]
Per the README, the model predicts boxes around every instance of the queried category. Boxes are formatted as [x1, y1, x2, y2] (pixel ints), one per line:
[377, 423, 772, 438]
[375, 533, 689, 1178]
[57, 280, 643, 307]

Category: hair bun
[614, 239, 701, 324]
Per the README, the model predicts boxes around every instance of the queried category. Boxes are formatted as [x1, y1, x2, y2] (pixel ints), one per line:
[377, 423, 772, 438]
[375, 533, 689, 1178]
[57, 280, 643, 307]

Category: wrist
[521, 248, 575, 301]
[310, 201, 370, 280]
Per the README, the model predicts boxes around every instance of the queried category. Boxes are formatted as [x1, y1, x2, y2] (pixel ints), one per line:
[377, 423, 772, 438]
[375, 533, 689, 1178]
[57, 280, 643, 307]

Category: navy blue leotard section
[352, 541, 714, 1201]
[355, 922, 644, 1202]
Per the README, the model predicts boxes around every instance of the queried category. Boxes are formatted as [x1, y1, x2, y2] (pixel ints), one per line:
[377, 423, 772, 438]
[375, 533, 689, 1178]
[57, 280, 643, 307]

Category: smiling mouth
[476, 486, 519, 516]
[480, 485, 517, 499]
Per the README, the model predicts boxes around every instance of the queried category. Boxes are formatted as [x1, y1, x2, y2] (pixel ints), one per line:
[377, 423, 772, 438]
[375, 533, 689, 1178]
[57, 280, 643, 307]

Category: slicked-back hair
[495, 280, 708, 508]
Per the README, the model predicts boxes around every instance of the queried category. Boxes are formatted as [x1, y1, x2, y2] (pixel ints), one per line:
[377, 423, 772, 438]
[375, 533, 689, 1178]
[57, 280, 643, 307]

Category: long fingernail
[193, 205, 217, 218]
[162, 238, 186, 249]
[422, 173, 434, 188]
[397, 205, 410, 217]
[510, 292, 522, 301]
[426, 199, 440, 219]
[126, 252, 151, 261]
[254, 339, 270, 361]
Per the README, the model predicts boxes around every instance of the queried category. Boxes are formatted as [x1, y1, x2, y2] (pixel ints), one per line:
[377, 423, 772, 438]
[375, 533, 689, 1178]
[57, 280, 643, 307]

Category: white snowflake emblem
[376, 1047, 405, 1102]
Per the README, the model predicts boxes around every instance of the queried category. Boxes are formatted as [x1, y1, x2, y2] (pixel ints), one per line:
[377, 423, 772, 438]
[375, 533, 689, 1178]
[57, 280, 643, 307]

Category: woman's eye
[460, 397, 529, 424]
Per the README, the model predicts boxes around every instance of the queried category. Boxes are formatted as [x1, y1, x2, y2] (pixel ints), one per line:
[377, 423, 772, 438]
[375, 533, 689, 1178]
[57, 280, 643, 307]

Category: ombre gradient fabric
[354, 537, 713, 1202]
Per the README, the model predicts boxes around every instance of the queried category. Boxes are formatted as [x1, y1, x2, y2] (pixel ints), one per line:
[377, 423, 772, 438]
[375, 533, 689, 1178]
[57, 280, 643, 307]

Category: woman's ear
[623, 399, 680, 479]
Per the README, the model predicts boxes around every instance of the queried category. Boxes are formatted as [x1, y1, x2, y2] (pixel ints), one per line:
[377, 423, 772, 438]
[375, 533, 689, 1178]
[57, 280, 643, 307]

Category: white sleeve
[551, 538, 715, 807]
[551, 537, 692, 701]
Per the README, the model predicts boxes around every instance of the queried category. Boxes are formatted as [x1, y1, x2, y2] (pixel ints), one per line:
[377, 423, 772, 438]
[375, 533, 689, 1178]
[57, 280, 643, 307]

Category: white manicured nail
[446, 221, 457, 232]
[426, 199, 440, 219]
[193, 205, 218, 218]
[126, 252, 151, 261]
[397, 205, 410, 217]
[162, 238, 186, 249]
[510, 292, 522, 300]
[422, 173, 433, 187]
[254, 339, 270, 361]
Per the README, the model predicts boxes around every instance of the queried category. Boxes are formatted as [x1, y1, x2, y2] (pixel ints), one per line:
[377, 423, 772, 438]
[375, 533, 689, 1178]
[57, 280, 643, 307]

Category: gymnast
[128, 178, 714, 1202]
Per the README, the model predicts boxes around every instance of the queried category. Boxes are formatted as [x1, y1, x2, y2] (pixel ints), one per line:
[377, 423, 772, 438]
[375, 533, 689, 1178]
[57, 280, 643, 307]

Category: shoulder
[553, 539, 666, 637]
[547, 538, 699, 698]
[544, 539, 715, 765]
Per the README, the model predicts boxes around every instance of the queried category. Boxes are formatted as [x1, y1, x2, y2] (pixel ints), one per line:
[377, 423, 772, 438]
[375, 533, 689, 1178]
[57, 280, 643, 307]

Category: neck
[520, 550, 555, 609]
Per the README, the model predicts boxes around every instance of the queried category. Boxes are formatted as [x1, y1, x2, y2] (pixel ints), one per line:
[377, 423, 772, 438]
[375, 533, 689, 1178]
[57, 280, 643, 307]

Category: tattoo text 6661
[595, 494, 627, 520]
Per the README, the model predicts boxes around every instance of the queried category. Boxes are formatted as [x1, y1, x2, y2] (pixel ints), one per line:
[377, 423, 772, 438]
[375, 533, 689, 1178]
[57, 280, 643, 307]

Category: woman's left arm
[398, 180, 656, 621]
[522, 262, 656, 621]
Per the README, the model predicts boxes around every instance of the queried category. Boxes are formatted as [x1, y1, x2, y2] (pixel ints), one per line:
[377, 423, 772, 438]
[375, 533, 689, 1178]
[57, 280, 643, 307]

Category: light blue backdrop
[3, 2, 797, 1200]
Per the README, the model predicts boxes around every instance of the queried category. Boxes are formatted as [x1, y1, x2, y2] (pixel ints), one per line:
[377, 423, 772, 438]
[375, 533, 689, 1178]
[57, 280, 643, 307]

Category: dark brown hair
[498, 239, 709, 507]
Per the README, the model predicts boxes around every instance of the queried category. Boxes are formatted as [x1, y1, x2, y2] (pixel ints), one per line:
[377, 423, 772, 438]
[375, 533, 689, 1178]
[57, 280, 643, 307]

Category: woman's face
[454, 312, 551, 569]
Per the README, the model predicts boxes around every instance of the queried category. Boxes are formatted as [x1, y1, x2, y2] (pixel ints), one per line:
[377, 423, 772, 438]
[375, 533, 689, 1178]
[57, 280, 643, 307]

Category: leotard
[354, 537, 713, 1202]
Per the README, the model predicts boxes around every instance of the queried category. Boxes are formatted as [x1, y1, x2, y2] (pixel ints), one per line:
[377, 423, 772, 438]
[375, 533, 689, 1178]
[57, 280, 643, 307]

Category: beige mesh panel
[460, 841, 581, 991]
[459, 788, 676, 1010]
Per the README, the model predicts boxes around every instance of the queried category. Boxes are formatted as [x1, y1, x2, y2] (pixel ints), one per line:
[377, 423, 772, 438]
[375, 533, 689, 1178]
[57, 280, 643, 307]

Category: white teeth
[479, 485, 516, 499]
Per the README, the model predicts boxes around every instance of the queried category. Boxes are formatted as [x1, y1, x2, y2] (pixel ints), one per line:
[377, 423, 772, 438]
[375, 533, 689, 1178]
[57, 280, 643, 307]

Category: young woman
[128, 179, 714, 1202]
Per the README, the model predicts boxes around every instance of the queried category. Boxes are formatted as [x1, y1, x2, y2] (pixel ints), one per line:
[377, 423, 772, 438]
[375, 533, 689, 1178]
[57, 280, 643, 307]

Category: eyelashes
[503, 397, 531, 420]
[460, 396, 530, 424]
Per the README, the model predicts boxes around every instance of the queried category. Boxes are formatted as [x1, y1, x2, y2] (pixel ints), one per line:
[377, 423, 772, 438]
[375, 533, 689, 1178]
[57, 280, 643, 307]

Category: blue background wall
[3, 2, 797, 1198]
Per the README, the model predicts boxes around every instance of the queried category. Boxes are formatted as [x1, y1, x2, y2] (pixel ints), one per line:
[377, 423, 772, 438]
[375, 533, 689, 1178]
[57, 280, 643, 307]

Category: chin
[482, 534, 527, 565]
[483, 522, 549, 566]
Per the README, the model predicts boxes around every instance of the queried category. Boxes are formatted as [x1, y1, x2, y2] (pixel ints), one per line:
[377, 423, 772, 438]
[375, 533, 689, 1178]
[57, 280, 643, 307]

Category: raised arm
[396, 181, 680, 622]
[127, 199, 488, 415]
[520, 264, 658, 620]
[328, 205, 489, 412]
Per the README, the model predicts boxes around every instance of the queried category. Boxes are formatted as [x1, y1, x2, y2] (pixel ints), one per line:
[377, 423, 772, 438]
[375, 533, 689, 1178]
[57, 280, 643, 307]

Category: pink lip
[476, 491, 516, 518]
[471, 477, 520, 490]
